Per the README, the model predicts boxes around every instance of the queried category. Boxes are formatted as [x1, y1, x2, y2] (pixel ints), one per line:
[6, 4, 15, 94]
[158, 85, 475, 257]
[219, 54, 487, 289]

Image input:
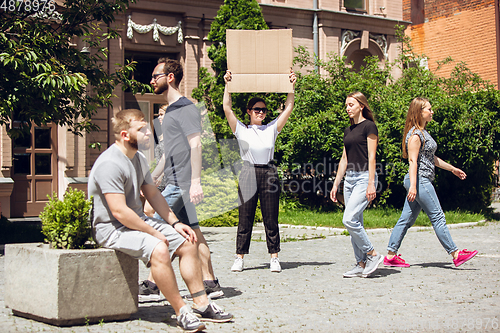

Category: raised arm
[276, 69, 297, 132]
[223, 70, 238, 133]
[434, 156, 467, 180]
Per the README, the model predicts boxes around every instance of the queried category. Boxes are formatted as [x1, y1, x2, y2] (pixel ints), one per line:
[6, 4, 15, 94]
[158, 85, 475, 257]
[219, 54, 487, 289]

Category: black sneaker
[192, 302, 233, 323]
[138, 280, 163, 302]
[203, 278, 224, 299]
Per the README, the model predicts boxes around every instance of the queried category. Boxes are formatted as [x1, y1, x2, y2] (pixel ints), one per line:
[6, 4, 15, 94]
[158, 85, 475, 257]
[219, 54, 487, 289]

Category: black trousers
[236, 163, 281, 254]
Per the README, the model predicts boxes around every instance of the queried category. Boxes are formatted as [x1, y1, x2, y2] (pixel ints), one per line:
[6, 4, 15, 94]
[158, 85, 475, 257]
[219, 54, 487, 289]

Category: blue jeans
[343, 170, 377, 263]
[154, 184, 200, 229]
[387, 174, 458, 254]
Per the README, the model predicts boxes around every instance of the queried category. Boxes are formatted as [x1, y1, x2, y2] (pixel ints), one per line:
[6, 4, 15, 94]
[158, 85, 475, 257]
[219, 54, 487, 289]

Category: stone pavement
[1, 220, 499, 332]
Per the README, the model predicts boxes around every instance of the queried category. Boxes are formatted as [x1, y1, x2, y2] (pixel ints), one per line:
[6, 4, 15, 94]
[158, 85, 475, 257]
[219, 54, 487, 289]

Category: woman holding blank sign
[223, 69, 296, 273]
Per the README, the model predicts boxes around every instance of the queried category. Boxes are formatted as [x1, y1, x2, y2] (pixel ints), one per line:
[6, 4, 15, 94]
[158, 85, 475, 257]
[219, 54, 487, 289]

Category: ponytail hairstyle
[402, 97, 429, 159]
[347, 92, 375, 125]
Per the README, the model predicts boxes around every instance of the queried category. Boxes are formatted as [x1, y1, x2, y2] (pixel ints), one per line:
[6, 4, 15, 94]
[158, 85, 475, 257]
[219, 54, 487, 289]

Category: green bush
[275, 28, 500, 212]
[39, 188, 93, 249]
[195, 9, 500, 214]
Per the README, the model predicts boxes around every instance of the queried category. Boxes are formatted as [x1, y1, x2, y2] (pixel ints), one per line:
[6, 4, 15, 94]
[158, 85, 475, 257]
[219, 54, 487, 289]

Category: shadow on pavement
[280, 261, 334, 270]
[364, 267, 402, 278]
[133, 302, 176, 326]
[179, 287, 243, 300]
[234, 261, 334, 272]
[217, 286, 243, 299]
[412, 262, 478, 270]
[238, 264, 269, 271]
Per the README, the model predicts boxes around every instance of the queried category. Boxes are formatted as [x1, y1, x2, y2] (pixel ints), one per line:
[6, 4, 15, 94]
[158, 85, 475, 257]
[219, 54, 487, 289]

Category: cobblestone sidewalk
[1, 221, 499, 332]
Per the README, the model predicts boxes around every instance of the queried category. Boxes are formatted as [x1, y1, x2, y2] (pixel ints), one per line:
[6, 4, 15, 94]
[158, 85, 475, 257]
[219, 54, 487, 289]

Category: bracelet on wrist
[171, 220, 181, 228]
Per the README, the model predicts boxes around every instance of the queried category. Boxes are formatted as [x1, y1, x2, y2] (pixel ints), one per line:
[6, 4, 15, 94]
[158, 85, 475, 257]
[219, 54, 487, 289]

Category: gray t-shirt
[405, 126, 437, 181]
[162, 97, 201, 188]
[88, 144, 153, 225]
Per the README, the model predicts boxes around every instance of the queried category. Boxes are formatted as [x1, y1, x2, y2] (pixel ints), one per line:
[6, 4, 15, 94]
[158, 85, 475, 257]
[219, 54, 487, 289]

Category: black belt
[244, 161, 274, 168]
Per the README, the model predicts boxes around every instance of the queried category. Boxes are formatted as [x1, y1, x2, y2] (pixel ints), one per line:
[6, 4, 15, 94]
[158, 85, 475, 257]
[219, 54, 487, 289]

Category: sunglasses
[251, 107, 268, 114]
[151, 73, 166, 81]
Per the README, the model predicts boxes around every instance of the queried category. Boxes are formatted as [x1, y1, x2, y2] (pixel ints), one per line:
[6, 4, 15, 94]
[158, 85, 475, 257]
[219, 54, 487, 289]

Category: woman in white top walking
[223, 69, 296, 273]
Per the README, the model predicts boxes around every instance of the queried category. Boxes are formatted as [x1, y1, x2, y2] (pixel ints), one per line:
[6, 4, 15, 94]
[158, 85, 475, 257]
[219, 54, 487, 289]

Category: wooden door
[11, 124, 58, 217]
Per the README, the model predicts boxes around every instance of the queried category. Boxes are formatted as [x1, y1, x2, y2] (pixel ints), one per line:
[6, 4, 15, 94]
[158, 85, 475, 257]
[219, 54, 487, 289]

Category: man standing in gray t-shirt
[147, 58, 224, 299]
[88, 109, 232, 330]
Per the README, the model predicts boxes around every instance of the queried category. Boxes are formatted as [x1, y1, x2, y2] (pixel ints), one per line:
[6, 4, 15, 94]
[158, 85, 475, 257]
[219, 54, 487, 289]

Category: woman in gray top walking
[384, 97, 477, 268]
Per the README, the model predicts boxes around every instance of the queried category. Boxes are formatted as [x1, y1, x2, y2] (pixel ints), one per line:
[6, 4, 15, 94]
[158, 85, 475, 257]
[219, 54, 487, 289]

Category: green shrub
[275, 28, 500, 212]
[39, 188, 93, 249]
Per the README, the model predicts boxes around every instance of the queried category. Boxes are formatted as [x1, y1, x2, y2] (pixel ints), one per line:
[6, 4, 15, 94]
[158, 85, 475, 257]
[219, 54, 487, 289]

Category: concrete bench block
[4, 243, 138, 326]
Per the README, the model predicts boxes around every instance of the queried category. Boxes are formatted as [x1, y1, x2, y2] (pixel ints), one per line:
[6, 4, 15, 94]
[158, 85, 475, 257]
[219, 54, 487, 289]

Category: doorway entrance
[11, 124, 58, 217]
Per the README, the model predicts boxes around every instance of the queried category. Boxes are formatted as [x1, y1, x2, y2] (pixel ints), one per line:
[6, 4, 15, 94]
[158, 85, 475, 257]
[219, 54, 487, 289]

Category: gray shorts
[94, 217, 186, 266]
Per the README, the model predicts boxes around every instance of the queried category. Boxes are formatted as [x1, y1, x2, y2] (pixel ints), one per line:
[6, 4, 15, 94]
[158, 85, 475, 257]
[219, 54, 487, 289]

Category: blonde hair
[112, 109, 145, 140]
[159, 104, 168, 114]
[402, 97, 429, 159]
[347, 91, 375, 125]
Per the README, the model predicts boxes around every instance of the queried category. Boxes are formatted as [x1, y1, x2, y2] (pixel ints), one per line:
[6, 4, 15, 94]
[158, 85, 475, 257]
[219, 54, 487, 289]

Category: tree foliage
[279, 27, 500, 212]
[192, 0, 288, 145]
[0, 0, 149, 138]
[196, 12, 500, 212]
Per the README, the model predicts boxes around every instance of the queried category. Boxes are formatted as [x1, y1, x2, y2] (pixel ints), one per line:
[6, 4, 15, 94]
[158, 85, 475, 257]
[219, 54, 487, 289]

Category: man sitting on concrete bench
[88, 109, 232, 332]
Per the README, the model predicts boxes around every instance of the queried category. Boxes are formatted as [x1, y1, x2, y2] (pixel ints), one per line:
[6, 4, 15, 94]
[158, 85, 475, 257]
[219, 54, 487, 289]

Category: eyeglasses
[151, 73, 166, 81]
[251, 107, 268, 114]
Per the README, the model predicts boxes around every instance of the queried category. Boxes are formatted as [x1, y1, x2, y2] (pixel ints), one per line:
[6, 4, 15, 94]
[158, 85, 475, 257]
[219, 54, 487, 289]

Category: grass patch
[278, 207, 488, 229]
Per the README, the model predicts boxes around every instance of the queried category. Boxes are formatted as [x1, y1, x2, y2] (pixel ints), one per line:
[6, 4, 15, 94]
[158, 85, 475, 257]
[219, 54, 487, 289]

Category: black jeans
[236, 163, 280, 254]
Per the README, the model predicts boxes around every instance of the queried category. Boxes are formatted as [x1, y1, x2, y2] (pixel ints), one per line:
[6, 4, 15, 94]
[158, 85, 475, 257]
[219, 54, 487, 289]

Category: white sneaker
[270, 257, 281, 272]
[343, 264, 364, 278]
[231, 256, 244, 272]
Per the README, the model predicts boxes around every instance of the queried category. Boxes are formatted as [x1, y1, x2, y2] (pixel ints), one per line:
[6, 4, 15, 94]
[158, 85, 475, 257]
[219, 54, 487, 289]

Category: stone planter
[5, 243, 138, 326]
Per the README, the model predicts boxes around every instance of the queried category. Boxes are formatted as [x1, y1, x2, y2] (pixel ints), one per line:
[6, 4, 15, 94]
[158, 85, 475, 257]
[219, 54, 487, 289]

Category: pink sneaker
[453, 249, 478, 267]
[383, 254, 410, 267]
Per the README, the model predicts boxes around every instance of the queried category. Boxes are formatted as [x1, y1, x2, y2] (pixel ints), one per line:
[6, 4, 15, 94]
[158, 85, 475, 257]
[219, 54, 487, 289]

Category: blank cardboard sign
[226, 29, 293, 93]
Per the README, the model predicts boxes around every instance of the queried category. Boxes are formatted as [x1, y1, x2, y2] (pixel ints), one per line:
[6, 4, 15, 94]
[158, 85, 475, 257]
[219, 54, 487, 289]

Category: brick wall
[402, 0, 411, 21]
[408, 5, 497, 88]
[424, 0, 494, 22]
[403, 0, 494, 22]
[403, 0, 498, 88]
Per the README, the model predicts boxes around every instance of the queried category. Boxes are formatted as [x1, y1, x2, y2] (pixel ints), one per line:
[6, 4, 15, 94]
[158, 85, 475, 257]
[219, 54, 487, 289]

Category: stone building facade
[0, 0, 407, 217]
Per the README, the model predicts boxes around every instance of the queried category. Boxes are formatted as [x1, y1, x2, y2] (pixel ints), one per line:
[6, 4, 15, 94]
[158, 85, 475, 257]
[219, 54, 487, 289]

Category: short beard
[129, 132, 150, 151]
[154, 79, 169, 95]
[128, 134, 139, 150]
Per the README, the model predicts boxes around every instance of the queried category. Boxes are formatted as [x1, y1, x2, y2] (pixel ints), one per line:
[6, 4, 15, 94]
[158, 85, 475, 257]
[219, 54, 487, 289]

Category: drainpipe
[313, 0, 319, 72]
